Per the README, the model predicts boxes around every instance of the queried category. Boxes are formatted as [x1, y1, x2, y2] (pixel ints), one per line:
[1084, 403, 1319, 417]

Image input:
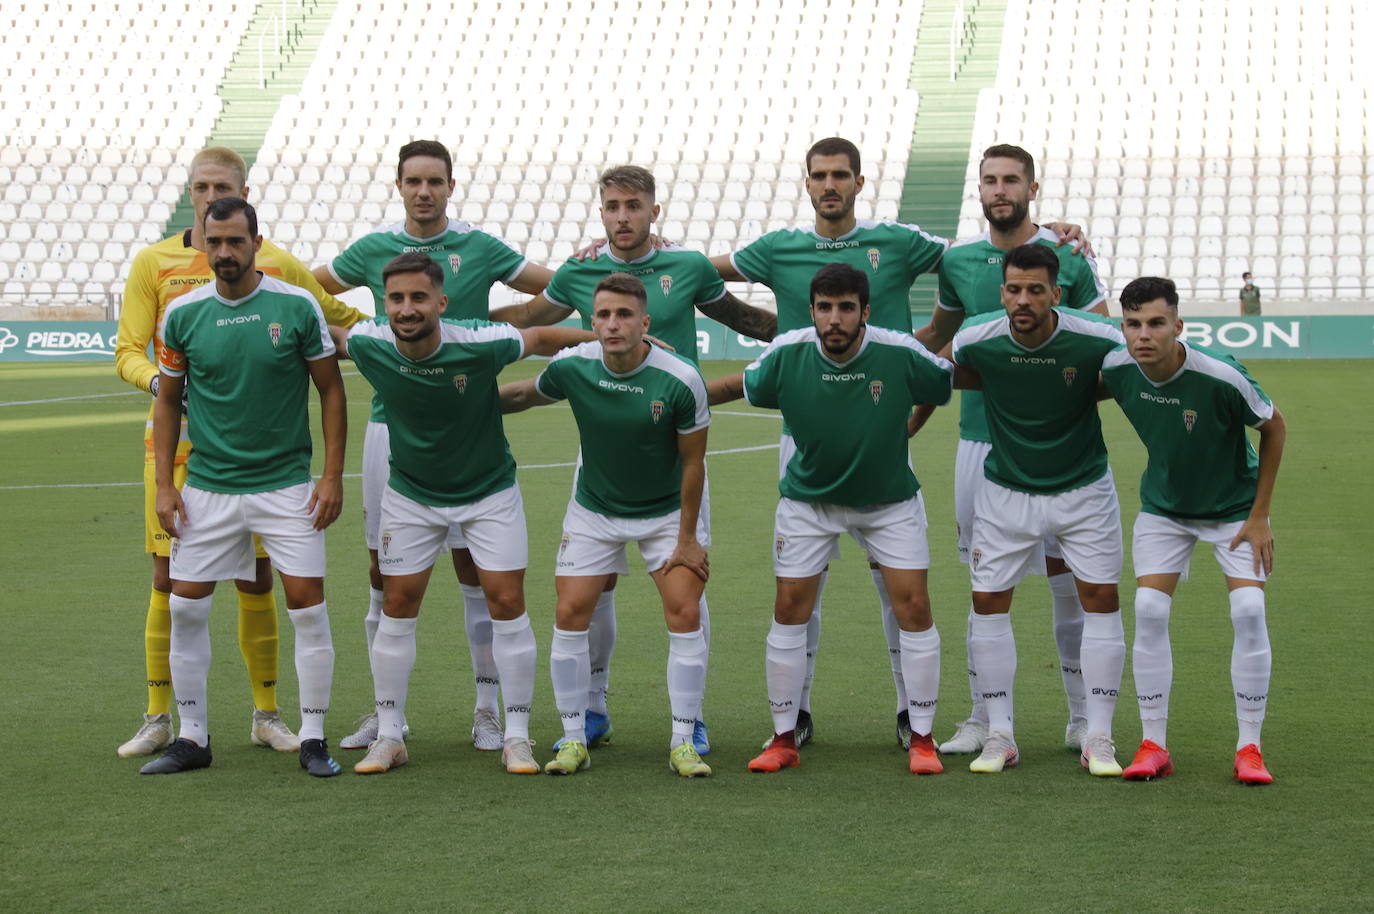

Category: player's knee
[664, 600, 701, 632]
[451, 549, 480, 585]
[151, 557, 172, 593]
[1077, 581, 1119, 613]
[281, 578, 324, 609]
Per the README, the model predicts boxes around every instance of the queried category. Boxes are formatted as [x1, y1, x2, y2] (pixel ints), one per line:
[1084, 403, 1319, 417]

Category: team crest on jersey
[558, 534, 571, 558]
[381, 531, 391, 555]
[775, 535, 786, 559]
[268, 322, 282, 347]
[971, 548, 981, 570]
[1062, 366, 1078, 387]
[448, 254, 462, 275]
[870, 380, 883, 405]
[867, 248, 880, 272]
[650, 399, 665, 423]
[660, 275, 673, 296]
[1183, 409, 1197, 432]
[453, 373, 468, 393]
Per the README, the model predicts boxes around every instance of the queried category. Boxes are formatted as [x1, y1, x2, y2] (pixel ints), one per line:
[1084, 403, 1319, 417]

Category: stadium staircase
[166, 0, 339, 235]
[899, 0, 1007, 314]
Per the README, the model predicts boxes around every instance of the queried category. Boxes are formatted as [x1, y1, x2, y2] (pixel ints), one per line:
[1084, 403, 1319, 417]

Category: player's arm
[311, 263, 352, 296]
[661, 427, 709, 581]
[506, 263, 554, 295]
[517, 325, 595, 357]
[1230, 406, 1286, 576]
[327, 326, 351, 359]
[281, 257, 365, 328]
[706, 372, 744, 405]
[697, 291, 777, 342]
[915, 306, 965, 354]
[499, 377, 557, 414]
[115, 252, 161, 393]
[490, 293, 575, 328]
[152, 369, 187, 535]
[305, 353, 347, 531]
[709, 253, 748, 283]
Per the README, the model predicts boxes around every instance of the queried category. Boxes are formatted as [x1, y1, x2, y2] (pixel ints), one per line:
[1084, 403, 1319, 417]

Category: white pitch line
[0, 391, 145, 407]
[0, 442, 780, 491]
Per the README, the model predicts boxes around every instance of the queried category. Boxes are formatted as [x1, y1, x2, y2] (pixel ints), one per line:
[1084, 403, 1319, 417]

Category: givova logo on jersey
[453, 374, 467, 394]
[650, 399, 664, 424]
[869, 380, 883, 405]
[1183, 409, 1197, 432]
[268, 322, 282, 348]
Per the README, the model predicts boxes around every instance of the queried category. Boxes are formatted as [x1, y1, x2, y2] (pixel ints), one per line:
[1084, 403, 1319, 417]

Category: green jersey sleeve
[478, 231, 528, 285]
[329, 235, 374, 290]
[1061, 251, 1109, 312]
[741, 329, 802, 409]
[534, 357, 567, 401]
[906, 224, 949, 276]
[541, 262, 582, 315]
[730, 232, 776, 285]
[693, 252, 728, 304]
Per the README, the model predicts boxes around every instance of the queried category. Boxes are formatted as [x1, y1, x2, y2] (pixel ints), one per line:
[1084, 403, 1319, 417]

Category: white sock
[766, 620, 809, 735]
[549, 627, 590, 743]
[964, 607, 988, 725]
[872, 569, 908, 715]
[461, 584, 500, 713]
[1080, 610, 1125, 740]
[667, 628, 708, 748]
[1230, 587, 1271, 749]
[898, 627, 940, 737]
[969, 613, 1016, 735]
[491, 614, 536, 740]
[800, 571, 826, 713]
[169, 594, 213, 745]
[587, 590, 616, 716]
[1049, 572, 1087, 722]
[287, 602, 335, 741]
[364, 587, 383, 653]
[697, 595, 711, 719]
[371, 615, 417, 742]
[1132, 587, 1173, 746]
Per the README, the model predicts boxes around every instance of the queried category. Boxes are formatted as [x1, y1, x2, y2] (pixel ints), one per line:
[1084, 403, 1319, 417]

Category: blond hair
[189, 147, 248, 188]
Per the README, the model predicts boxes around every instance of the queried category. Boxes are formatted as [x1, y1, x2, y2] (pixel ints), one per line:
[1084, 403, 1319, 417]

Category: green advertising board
[2, 317, 1372, 362]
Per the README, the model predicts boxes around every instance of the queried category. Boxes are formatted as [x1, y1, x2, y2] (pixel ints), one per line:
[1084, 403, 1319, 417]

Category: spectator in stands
[1239, 272, 1262, 316]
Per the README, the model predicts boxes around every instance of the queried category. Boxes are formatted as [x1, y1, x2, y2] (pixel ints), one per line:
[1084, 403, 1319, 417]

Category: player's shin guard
[287, 602, 334, 742]
[1229, 587, 1271, 750]
[898, 627, 940, 736]
[873, 569, 909, 714]
[667, 629, 707, 746]
[549, 627, 590, 743]
[964, 607, 989, 725]
[371, 615, 417, 742]
[766, 620, 809, 736]
[969, 613, 1015, 734]
[1132, 588, 1173, 746]
[587, 590, 616, 715]
[491, 614, 537, 740]
[1080, 611, 1125, 738]
[364, 587, 383, 653]
[168, 594, 213, 744]
[461, 584, 500, 713]
[145, 588, 173, 716]
[1049, 573, 1087, 722]
[800, 571, 826, 712]
[237, 589, 280, 712]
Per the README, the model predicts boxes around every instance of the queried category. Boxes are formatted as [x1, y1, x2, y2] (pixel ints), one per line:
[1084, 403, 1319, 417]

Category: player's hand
[662, 538, 709, 582]
[155, 484, 187, 538]
[571, 238, 606, 261]
[1229, 516, 1274, 577]
[645, 333, 676, 352]
[308, 474, 344, 531]
[1044, 221, 1095, 258]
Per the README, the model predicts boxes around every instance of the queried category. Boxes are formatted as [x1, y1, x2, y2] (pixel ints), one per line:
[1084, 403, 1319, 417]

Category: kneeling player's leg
[234, 555, 280, 714]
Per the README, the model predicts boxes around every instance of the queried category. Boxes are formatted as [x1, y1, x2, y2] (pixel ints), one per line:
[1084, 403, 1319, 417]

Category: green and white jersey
[158, 274, 333, 494]
[731, 219, 950, 334]
[1103, 342, 1274, 522]
[328, 219, 527, 422]
[542, 244, 725, 365]
[952, 308, 1124, 495]
[743, 326, 953, 506]
[535, 342, 710, 519]
[346, 319, 524, 507]
[938, 226, 1108, 443]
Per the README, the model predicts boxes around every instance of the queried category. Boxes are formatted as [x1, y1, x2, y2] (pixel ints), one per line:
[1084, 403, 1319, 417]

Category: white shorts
[778, 432, 842, 563]
[954, 438, 1056, 570]
[170, 483, 325, 582]
[364, 420, 465, 552]
[556, 497, 712, 576]
[773, 494, 930, 578]
[1132, 511, 1269, 583]
[378, 482, 527, 576]
[969, 472, 1122, 592]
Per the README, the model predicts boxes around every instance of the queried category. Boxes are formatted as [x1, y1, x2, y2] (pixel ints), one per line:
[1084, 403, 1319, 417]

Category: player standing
[1101, 277, 1285, 785]
[913, 144, 1108, 755]
[500, 273, 714, 777]
[114, 147, 364, 758]
[709, 263, 954, 775]
[312, 140, 555, 752]
[332, 253, 591, 775]
[141, 198, 346, 777]
[950, 243, 1127, 776]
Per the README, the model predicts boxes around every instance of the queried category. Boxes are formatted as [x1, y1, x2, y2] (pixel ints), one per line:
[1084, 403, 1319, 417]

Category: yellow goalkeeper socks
[144, 588, 173, 716]
[237, 589, 280, 712]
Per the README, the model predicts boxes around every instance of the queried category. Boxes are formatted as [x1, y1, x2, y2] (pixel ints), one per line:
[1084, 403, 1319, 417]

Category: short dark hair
[382, 252, 444, 290]
[597, 165, 656, 200]
[1002, 243, 1060, 284]
[1120, 276, 1179, 311]
[980, 143, 1036, 183]
[1242, 271, 1253, 280]
[805, 137, 861, 174]
[594, 272, 648, 309]
[204, 196, 257, 236]
[809, 262, 869, 307]
[397, 140, 453, 181]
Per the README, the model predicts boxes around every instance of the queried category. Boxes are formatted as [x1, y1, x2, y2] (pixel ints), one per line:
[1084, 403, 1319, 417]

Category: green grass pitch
[1, 359, 1369, 911]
